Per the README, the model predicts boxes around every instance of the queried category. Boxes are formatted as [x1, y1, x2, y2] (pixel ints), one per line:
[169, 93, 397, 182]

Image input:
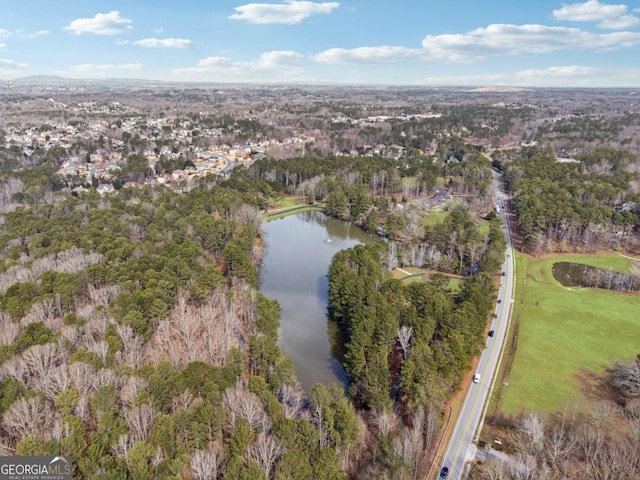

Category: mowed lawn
[268, 196, 307, 209]
[422, 210, 490, 236]
[392, 266, 461, 291]
[501, 252, 640, 414]
[422, 211, 449, 227]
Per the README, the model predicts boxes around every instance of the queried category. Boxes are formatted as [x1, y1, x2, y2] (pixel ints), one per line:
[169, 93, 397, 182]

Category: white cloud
[0, 43, 5, 49]
[553, 0, 627, 21]
[195, 57, 234, 68]
[0, 59, 29, 68]
[132, 38, 192, 48]
[0, 29, 49, 39]
[423, 65, 640, 87]
[597, 14, 640, 28]
[422, 74, 509, 86]
[0, 59, 29, 79]
[64, 11, 133, 35]
[192, 50, 304, 69]
[229, 1, 339, 24]
[24, 30, 49, 38]
[515, 65, 597, 79]
[172, 50, 304, 81]
[312, 46, 424, 64]
[258, 50, 305, 66]
[115, 39, 130, 46]
[69, 63, 142, 73]
[153, 27, 164, 34]
[552, 0, 639, 29]
[421, 24, 640, 62]
[312, 22, 640, 67]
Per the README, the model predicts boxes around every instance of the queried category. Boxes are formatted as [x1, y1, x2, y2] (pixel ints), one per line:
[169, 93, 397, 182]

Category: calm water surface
[260, 211, 371, 394]
[552, 262, 639, 292]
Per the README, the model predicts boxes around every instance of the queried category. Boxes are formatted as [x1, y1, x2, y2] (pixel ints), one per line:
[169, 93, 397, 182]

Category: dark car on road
[488, 330, 495, 337]
[440, 466, 449, 478]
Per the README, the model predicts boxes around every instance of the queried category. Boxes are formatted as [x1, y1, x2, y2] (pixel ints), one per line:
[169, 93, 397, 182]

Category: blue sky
[1, 0, 640, 86]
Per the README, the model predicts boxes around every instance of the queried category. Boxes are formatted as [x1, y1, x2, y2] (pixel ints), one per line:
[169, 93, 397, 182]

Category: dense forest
[0, 181, 363, 479]
[0, 143, 504, 479]
[497, 147, 640, 253]
[232, 153, 493, 208]
[327, 243, 495, 412]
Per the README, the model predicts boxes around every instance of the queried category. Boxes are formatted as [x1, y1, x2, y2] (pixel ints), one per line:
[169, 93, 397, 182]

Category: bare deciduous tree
[0, 355, 28, 385]
[405, 206, 422, 238]
[279, 384, 304, 419]
[120, 376, 148, 406]
[223, 381, 267, 432]
[249, 432, 285, 480]
[85, 339, 109, 363]
[512, 412, 545, 456]
[21, 296, 62, 326]
[393, 409, 425, 480]
[147, 290, 237, 369]
[124, 404, 156, 443]
[59, 324, 79, 346]
[117, 325, 145, 369]
[190, 446, 223, 480]
[384, 241, 399, 272]
[87, 284, 123, 309]
[375, 410, 397, 437]
[607, 358, 640, 401]
[96, 368, 125, 390]
[544, 409, 577, 471]
[0, 313, 20, 346]
[6, 343, 69, 395]
[69, 362, 98, 395]
[398, 326, 414, 360]
[75, 395, 91, 424]
[37, 364, 70, 400]
[2, 396, 58, 441]
[422, 406, 440, 461]
[426, 245, 442, 270]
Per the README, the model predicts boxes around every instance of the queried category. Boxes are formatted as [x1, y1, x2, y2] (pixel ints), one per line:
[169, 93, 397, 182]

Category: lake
[260, 210, 372, 394]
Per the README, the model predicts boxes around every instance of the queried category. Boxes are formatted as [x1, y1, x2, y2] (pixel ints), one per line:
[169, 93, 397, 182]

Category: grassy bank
[392, 266, 462, 291]
[499, 252, 640, 414]
[265, 204, 324, 221]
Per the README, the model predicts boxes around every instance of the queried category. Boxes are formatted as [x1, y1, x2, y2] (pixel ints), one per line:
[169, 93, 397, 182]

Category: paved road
[216, 153, 234, 173]
[437, 176, 515, 480]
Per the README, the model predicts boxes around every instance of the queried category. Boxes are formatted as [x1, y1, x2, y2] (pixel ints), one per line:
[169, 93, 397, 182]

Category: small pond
[552, 262, 639, 292]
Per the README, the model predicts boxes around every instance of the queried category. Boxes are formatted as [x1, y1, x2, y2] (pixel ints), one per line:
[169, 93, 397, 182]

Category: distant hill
[467, 86, 531, 93]
[9, 75, 166, 86]
[10, 75, 96, 85]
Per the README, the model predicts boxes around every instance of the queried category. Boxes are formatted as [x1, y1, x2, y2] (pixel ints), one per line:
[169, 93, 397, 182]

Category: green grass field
[269, 196, 307, 209]
[393, 267, 461, 291]
[422, 211, 449, 227]
[422, 211, 491, 239]
[476, 218, 490, 237]
[500, 252, 640, 414]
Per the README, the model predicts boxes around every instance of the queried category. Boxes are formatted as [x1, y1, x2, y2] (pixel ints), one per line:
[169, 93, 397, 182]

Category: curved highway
[437, 176, 515, 480]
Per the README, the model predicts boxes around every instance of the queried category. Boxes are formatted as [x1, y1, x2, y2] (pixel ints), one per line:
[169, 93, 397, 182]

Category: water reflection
[552, 262, 640, 292]
[260, 211, 372, 395]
